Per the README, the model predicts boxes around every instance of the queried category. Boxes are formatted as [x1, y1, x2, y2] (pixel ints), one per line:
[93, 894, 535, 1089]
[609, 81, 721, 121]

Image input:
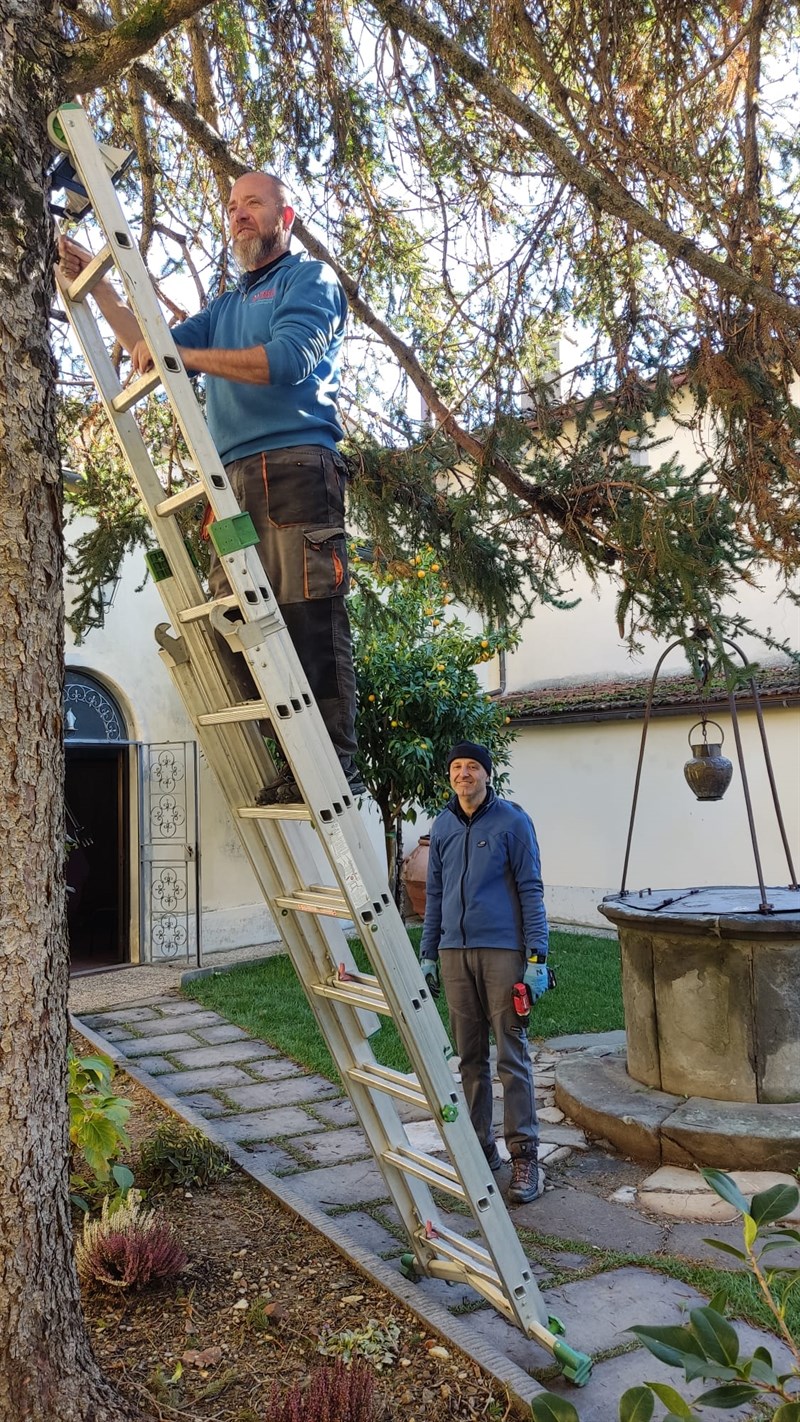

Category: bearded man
[58, 173, 361, 803]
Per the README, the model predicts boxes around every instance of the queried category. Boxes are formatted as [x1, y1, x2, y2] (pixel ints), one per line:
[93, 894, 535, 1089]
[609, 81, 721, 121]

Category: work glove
[421, 956, 440, 999]
[523, 957, 551, 1005]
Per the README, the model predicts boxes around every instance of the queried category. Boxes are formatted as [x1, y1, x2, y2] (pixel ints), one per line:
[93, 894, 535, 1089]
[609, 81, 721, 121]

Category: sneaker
[256, 766, 303, 806]
[508, 1153, 542, 1204]
[484, 1144, 503, 1173]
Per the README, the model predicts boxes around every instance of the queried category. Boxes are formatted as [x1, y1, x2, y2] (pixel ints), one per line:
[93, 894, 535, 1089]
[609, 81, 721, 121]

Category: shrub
[67, 1047, 134, 1211]
[138, 1120, 230, 1190]
[76, 1189, 187, 1290]
[268, 1359, 376, 1422]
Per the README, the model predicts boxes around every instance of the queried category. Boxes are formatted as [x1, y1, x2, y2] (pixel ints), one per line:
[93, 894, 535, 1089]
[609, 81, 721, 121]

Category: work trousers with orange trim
[207, 445, 358, 774]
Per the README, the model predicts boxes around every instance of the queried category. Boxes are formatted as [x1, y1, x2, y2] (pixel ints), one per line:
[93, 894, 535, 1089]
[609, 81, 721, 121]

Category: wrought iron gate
[139, 741, 200, 964]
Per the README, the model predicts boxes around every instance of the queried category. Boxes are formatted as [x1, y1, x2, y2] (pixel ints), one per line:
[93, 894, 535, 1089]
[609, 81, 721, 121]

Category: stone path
[72, 991, 799, 1417]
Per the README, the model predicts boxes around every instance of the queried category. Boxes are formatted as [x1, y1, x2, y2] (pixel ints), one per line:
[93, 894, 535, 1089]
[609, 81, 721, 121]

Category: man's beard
[233, 230, 282, 271]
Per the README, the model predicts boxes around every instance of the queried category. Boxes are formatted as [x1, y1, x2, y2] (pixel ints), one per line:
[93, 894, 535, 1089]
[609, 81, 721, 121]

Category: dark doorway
[66, 746, 129, 972]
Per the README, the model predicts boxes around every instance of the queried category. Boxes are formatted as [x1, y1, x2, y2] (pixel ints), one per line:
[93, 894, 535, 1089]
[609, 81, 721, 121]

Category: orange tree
[349, 547, 517, 898]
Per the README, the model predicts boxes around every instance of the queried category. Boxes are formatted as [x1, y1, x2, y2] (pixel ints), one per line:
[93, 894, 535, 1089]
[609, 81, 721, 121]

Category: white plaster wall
[507, 709, 800, 928]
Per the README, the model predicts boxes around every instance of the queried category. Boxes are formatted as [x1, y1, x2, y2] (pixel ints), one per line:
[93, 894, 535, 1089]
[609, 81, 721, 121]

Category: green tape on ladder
[209, 512, 259, 557]
[145, 549, 172, 582]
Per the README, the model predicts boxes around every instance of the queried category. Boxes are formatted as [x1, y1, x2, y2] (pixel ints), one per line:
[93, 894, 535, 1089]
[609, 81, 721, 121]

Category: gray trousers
[207, 446, 358, 774]
[439, 947, 539, 1158]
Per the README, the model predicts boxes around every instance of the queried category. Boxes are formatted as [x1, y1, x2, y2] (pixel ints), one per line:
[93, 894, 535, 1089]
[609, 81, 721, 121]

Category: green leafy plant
[532, 1169, 800, 1420]
[317, 1318, 401, 1372]
[138, 1120, 231, 1190]
[349, 544, 517, 889]
[67, 1048, 134, 1212]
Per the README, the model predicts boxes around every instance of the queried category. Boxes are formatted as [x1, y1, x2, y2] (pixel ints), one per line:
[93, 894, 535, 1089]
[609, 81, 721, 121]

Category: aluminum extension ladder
[51, 101, 591, 1384]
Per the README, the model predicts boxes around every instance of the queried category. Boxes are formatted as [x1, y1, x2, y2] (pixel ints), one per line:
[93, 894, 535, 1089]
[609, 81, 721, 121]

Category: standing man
[57, 172, 362, 805]
[419, 742, 550, 1204]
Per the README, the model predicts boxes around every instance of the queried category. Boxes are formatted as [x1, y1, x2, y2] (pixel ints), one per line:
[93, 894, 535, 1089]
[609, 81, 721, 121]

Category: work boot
[256, 766, 303, 806]
[508, 1152, 542, 1204]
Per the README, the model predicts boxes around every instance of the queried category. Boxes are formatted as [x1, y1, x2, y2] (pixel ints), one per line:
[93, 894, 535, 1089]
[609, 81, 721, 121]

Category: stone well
[554, 886, 800, 1169]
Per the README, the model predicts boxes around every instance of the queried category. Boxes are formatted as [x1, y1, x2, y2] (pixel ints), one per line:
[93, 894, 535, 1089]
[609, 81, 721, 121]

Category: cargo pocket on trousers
[303, 527, 349, 599]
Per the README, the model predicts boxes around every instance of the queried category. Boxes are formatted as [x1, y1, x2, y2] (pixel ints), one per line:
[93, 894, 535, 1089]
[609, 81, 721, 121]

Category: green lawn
[183, 926, 622, 1083]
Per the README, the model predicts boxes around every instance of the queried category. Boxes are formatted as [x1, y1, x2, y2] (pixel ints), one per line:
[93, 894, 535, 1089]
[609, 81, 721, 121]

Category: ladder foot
[552, 1339, 593, 1386]
[399, 1253, 420, 1282]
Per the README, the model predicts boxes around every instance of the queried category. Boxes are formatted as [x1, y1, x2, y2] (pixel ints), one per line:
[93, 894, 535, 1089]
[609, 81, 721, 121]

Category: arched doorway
[64, 670, 130, 972]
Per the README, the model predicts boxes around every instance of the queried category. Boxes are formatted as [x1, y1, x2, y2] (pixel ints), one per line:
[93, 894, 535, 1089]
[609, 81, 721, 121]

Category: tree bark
[0, 2, 144, 1417]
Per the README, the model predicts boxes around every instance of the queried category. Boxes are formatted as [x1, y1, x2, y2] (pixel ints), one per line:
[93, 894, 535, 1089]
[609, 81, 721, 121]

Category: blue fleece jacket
[172, 252, 347, 462]
[419, 788, 549, 958]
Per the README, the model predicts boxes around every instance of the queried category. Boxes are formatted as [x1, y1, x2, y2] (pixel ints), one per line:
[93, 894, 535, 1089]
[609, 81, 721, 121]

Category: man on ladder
[58, 171, 364, 807]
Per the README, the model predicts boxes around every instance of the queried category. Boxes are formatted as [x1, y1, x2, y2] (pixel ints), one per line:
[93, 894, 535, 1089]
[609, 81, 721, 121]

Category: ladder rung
[112, 368, 162, 412]
[312, 979, 391, 1015]
[274, 889, 349, 919]
[348, 1063, 429, 1110]
[67, 244, 115, 302]
[238, 804, 313, 822]
[179, 594, 238, 624]
[155, 481, 206, 516]
[198, 701, 270, 725]
[383, 1146, 466, 1199]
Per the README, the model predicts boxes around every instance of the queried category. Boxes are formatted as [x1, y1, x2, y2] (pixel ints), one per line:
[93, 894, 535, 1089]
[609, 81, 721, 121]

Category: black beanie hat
[447, 741, 493, 777]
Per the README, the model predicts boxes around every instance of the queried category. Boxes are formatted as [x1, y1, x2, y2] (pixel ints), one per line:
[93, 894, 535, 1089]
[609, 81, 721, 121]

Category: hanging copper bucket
[683, 720, 733, 801]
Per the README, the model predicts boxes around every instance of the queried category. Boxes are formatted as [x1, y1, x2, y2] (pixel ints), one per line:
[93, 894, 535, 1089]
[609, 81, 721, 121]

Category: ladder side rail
[56, 111, 435, 944]
[58, 106, 235, 510]
[153, 603, 378, 1033]
[155, 610, 548, 1327]
[58, 105, 582, 1359]
[160, 609, 549, 1332]
[59, 294, 217, 612]
[154, 626, 474, 1274]
[60, 286, 290, 667]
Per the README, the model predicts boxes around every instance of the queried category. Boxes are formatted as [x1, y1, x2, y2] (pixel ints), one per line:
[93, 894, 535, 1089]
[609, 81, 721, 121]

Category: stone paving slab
[283, 1159, 390, 1208]
[512, 1187, 665, 1253]
[667, 1218, 800, 1271]
[542, 1346, 738, 1420]
[542, 1282, 796, 1420]
[640, 1166, 800, 1223]
[543, 1266, 704, 1357]
[240, 1141, 302, 1174]
[120, 1012, 226, 1036]
[129, 1056, 175, 1075]
[121, 1033, 201, 1057]
[290, 1127, 371, 1166]
[178, 1092, 232, 1118]
[333, 1210, 405, 1257]
[150, 999, 215, 1015]
[214, 1107, 321, 1142]
[223, 1077, 339, 1110]
[191, 1024, 252, 1045]
[83, 1007, 160, 1026]
[99, 1025, 134, 1042]
[309, 1098, 359, 1128]
[246, 1058, 303, 1081]
[156, 1065, 256, 1095]
[167, 1042, 278, 1069]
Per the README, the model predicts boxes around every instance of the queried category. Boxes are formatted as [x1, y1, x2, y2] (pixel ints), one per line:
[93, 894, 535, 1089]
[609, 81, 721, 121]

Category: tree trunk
[0, 6, 144, 1418]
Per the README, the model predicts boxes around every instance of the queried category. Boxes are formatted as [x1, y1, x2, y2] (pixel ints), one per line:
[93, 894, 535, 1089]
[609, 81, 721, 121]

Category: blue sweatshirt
[420, 788, 549, 958]
[172, 252, 347, 462]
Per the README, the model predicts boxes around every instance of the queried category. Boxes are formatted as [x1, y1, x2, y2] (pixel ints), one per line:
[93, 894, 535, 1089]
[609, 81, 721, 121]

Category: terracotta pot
[401, 835, 430, 917]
